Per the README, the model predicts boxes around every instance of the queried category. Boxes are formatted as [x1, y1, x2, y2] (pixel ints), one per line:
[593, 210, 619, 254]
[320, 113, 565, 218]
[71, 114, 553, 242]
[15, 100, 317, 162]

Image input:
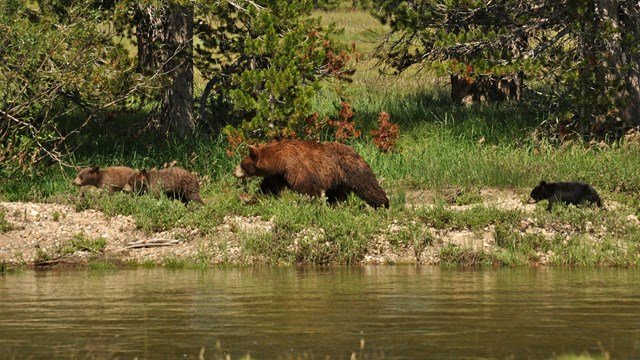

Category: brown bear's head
[72, 166, 100, 186]
[233, 145, 261, 179]
[123, 170, 149, 193]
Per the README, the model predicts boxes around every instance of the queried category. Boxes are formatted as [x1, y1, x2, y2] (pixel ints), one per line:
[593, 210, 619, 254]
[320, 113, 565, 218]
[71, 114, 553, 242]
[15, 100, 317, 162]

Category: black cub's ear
[539, 180, 547, 186]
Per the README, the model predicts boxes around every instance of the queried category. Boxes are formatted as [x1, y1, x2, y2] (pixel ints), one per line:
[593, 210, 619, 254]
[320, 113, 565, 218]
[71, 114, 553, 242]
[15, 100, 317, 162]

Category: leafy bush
[0, 0, 138, 174]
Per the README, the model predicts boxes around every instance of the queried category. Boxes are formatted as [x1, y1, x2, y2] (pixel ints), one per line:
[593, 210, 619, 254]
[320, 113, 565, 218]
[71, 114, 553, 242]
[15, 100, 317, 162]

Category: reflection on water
[1, 267, 640, 359]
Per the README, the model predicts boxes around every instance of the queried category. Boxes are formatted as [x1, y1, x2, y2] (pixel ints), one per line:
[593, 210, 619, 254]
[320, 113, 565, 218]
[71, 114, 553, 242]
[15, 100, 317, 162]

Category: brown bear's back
[149, 167, 204, 205]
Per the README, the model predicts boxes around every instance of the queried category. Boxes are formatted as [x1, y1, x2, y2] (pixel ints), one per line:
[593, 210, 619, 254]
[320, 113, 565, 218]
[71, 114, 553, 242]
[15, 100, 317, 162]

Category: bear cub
[73, 166, 137, 194]
[233, 140, 389, 209]
[528, 181, 602, 211]
[124, 166, 204, 205]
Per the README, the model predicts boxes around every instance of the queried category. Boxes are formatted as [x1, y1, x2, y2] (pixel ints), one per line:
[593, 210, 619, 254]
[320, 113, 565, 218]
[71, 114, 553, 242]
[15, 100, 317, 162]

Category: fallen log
[126, 239, 180, 249]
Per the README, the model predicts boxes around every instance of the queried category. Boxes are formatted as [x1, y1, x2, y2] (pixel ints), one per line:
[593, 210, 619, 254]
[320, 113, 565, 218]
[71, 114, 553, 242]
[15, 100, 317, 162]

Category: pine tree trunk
[159, 3, 195, 138]
[593, 0, 640, 130]
[135, 5, 164, 75]
[620, 1, 640, 127]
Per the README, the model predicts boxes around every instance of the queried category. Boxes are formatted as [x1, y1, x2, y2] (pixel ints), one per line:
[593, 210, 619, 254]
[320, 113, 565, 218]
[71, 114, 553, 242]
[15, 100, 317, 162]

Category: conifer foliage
[194, 0, 354, 146]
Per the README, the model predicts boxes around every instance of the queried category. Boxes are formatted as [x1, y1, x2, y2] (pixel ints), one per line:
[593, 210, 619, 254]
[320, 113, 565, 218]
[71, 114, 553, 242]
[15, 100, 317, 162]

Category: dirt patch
[405, 187, 533, 211]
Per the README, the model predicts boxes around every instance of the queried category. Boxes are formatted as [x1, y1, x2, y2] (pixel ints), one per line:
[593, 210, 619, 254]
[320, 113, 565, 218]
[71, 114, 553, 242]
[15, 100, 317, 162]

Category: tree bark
[590, 0, 640, 130]
[135, 2, 195, 138]
[159, 3, 195, 138]
[620, 1, 640, 127]
[135, 4, 165, 75]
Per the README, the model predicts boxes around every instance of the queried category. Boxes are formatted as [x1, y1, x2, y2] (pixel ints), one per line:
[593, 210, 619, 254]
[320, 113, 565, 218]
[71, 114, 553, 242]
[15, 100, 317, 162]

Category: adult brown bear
[233, 140, 389, 209]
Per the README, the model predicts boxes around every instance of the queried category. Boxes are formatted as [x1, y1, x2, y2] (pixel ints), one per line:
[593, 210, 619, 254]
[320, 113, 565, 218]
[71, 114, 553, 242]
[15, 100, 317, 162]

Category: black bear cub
[528, 181, 602, 211]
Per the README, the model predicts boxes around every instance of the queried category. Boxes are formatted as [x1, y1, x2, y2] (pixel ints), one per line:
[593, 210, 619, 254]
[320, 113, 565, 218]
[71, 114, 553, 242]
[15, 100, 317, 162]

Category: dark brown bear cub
[528, 181, 602, 211]
[233, 140, 390, 209]
[124, 166, 204, 205]
[73, 166, 137, 194]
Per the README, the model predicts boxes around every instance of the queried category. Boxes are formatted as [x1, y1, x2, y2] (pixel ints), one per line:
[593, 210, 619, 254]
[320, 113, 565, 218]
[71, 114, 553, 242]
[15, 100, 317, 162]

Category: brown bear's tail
[345, 167, 390, 209]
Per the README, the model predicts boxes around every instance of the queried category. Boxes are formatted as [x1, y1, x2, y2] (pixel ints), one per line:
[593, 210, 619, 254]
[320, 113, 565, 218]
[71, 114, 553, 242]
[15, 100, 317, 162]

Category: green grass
[87, 260, 119, 271]
[61, 233, 108, 254]
[0, 208, 14, 232]
[414, 205, 524, 231]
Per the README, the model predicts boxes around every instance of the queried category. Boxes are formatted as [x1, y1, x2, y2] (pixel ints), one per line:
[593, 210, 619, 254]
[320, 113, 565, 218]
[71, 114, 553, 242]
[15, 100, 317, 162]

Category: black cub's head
[528, 181, 550, 203]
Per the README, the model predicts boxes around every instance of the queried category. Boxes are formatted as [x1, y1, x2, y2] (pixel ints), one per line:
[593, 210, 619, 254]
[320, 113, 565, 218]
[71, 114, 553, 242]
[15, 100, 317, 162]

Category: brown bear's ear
[248, 145, 259, 159]
[92, 166, 99, 172]
[141, 169, 148, 176]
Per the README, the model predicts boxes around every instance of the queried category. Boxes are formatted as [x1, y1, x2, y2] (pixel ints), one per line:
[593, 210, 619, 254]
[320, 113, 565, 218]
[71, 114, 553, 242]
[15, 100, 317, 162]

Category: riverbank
[2, 186, 638, 271]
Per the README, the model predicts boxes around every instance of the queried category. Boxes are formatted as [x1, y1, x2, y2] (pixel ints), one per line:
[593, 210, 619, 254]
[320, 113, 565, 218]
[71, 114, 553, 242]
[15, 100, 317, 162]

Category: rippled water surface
[1, 267, 640, 359]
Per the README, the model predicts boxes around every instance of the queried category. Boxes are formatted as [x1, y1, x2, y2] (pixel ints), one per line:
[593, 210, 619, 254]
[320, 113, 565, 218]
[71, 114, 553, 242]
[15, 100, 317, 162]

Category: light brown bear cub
[124, 166, 204, 205]
[73, 166, 137, 194]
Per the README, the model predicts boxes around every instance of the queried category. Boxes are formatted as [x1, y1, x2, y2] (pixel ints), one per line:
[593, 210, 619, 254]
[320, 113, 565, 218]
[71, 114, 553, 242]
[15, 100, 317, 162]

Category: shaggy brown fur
[124, 166, 204, 205]
[72, 166, 137, 194]
[233, 140, 389, 209]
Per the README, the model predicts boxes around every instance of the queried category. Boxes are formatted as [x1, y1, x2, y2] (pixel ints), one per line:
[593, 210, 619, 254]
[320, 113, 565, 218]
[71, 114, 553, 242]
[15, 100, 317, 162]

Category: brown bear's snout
[72, 177, 82, 186]
[233, 165, 247, 179]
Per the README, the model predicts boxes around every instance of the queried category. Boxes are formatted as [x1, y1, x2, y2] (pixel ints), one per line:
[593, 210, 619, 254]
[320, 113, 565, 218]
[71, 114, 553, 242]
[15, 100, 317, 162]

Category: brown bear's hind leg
[326, 187, 350, 205]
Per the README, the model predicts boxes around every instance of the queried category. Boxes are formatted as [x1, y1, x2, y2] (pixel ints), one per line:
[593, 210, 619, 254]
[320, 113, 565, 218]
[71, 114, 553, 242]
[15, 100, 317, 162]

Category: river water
[1, 266, 639, 359]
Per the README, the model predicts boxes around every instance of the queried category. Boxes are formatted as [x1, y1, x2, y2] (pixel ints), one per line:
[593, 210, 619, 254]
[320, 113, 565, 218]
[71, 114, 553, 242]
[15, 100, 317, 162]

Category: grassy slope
[2, 9, 640, 267]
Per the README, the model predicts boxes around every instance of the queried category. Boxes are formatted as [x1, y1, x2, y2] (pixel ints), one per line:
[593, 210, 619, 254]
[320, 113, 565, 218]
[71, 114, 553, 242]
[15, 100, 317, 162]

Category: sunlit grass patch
[439, 244, 494, 267]
[415, 205, 523, 231]
[0, 261, 23, 274]
[493, 224, 551, 266]
[87, 260, 118, 271]
[61, 233, 107, 254]
[0, 208, 14, 232]
[549, 235, 639, 267]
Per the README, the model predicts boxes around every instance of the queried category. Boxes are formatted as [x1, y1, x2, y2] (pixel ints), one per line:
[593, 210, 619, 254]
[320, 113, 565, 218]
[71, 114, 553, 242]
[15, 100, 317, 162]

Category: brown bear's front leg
[259, 176, 287, 196]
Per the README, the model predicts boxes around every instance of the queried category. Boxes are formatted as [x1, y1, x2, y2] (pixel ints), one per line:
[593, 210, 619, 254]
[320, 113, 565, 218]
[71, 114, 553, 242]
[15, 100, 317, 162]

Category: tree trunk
[135, 2, 195, 138]
[159, 3, 195, 138]
[620, 1, 640, 128]
[590, 0, 640, 132]
[135, 4, 164, 75]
